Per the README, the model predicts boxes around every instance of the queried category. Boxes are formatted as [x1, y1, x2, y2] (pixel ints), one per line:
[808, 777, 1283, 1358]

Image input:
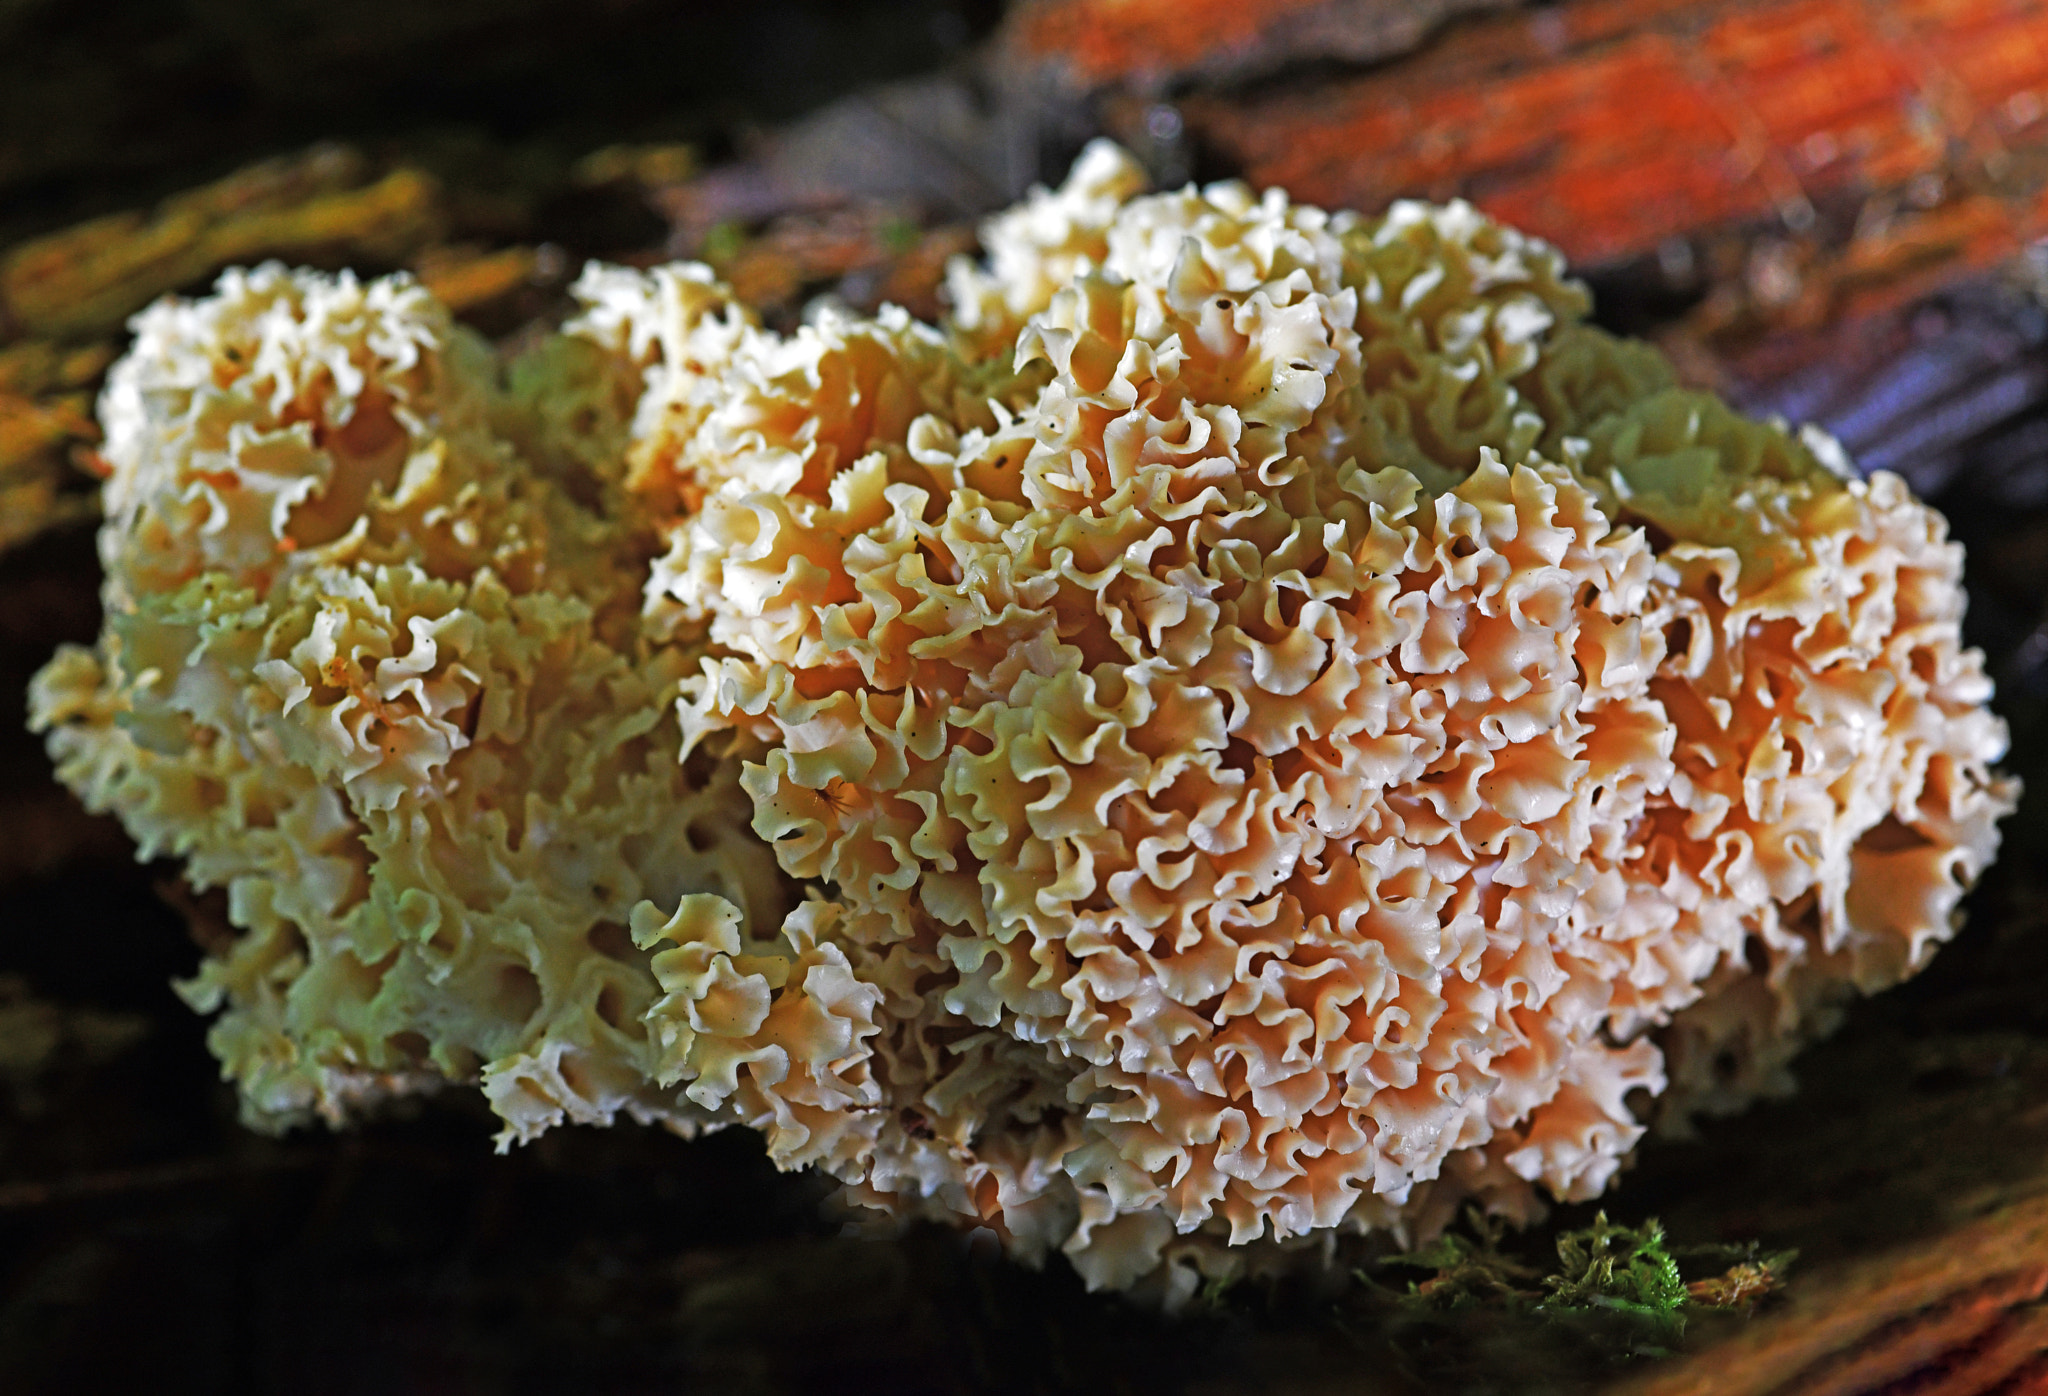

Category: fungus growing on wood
[33, 144, 2017, 1304]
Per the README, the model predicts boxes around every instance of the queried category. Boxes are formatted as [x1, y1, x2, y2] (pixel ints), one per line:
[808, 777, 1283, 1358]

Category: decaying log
[1184, 0, 2048, 272]
[998, 0, 1522, 92]
[1616, 1194, 2048, 1396]
[0, 145, 444, 343]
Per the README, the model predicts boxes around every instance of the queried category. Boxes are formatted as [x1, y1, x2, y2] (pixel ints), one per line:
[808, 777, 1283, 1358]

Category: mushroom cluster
[33, 144, 2017, 1301]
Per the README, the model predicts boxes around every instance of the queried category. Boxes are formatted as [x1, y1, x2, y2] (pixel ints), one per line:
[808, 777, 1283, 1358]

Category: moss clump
[1365, 1209, 1793, 1369]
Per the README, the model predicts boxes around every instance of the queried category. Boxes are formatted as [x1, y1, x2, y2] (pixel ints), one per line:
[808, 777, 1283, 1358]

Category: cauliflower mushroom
[33, 144, 2017, 1304]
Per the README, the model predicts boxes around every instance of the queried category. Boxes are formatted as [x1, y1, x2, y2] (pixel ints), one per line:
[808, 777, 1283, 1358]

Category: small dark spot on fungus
[1856, 815, 1936, 853]
[1743, 935, 1771, 975]
[1631, 516, 1677, 551]
[1220, 738, 1257, 775]
[586, 923, 639, 963]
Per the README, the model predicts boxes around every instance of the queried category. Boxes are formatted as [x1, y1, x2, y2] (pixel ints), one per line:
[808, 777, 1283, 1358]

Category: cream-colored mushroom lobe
[32, 143, 2017, 1304]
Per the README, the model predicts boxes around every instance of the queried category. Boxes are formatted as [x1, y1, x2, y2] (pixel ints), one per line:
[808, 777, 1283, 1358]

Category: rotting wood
[999, 0, 1522, 92]
[1613, 1194, 2048, 1395]
[1184, 0, 2048, 274]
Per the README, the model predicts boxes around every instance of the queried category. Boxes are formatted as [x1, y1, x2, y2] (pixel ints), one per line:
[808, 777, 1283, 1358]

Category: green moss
[1540, 1212, 1689, 1328]
[1361, 1208, 1795, 1371]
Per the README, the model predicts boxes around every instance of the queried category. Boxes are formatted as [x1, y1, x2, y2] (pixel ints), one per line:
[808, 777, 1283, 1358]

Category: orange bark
[1615, 1192, 2048, 1396]
[1186, 0, 2048, 269]
[1013, 0, 1343, 87]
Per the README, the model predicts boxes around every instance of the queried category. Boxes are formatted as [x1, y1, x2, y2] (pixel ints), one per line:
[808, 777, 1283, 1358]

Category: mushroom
[34, 144, 2017, 1304]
